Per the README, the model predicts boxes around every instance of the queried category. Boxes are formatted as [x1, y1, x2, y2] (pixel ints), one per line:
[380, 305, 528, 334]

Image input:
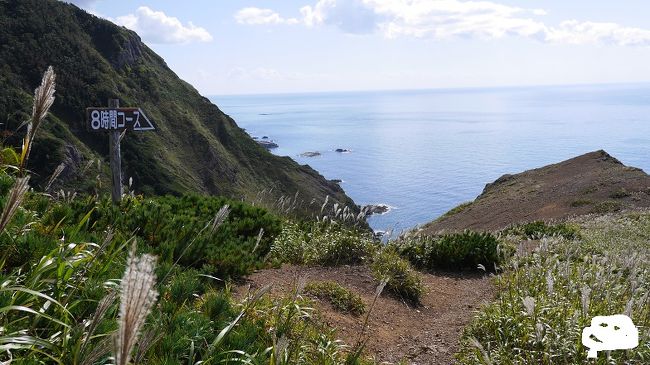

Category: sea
[211, 84, 650, 233]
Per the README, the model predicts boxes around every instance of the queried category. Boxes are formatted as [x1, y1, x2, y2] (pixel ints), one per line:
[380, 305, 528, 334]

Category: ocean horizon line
[208, 80, 650, 99]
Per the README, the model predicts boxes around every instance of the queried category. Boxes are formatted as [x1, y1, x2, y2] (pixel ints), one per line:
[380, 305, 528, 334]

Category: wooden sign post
[108, 99, 122, 203]
[87, 99, 156, 203]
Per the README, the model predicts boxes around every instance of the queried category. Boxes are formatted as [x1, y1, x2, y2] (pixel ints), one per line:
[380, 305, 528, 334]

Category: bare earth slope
[238, 266, 494, 365]
[423, 150, 650, 233]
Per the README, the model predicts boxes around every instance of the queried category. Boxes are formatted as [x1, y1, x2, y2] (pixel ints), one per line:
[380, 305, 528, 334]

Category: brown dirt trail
[238, 265, 493, 364]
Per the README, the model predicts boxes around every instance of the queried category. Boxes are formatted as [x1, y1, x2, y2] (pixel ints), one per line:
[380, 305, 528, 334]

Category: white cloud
[238, 0, 548, 38]
[235, 0, 650, 47]
[235, 7, 299, 25]
[365, 0, 547, 40]
[115, 6, 212, 44]
[547, 20, 650, 46]
[301, 0, 379, 33]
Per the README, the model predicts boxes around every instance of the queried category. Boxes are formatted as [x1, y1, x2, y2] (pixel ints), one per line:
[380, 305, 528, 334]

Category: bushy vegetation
[610, 188, 631, 199]
[393, 231, 512, 271]
[268, 222, 425, 306]
[503, 220, 580, 240]
[570, 199, 592, 207]
[0, 174, 377, 364]
[305, 281, 366, 316]
[591, 200, 623, 214]
[0, 67, 372, 364]
[456, 212, 650, 364]
[370, 247, 424, 305]
[3, 193, 281, 280]
[269, 222, 376, 266]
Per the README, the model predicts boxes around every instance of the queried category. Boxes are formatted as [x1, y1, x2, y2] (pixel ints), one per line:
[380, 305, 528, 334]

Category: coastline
[214, 84, 650, 233]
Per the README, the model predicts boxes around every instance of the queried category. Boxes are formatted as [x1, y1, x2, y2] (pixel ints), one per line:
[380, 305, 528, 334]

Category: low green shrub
[31, 194, 282, 280]
[370, 247, 424, 305]
[591, 200, 622, 214]
[166, 269, 204, 306]
[305, 281, 366, 316]
[610, 188, 631, 199]
[570, 199, 592, 207]
[269, 222, 376, 266]
[195, 289, 231, 323]
[503, 221, 580, 240]
[394, 231, 511, 271]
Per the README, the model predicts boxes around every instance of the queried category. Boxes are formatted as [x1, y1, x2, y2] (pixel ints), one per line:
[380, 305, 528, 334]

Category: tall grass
[269, 221, 376, 266]
[19, 66, 55, 175]
[113, 245, 158, 365]
[304, 281, 366, 316]
[0, 185, 375, 364]
[0, 176, 29, 232]
[370, 247, 424, 305]
[457, 212, 650, 364]
[0, 234, 123, 364]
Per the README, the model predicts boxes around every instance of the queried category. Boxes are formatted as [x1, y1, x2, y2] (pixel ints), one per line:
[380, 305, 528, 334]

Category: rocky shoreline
[249, 134, 279, 149]
[361, 203, 392, 216]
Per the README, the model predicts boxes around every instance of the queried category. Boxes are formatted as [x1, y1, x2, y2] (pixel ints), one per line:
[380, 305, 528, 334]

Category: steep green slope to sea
[0, 0, 355, 216]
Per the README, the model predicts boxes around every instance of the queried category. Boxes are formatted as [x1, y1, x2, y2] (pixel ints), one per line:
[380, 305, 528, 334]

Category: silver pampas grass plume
[209, 204, 230, 235]
[20, 66, 56, 173]
[113, 246, 159, 365]
[522, 296, 536, 317]
[580, 285, 591, 316]
[468, 336, 493, 365]
[0, 177, 29, 233]
[31, 66, 56, 127]
[546, 271, 554, 295]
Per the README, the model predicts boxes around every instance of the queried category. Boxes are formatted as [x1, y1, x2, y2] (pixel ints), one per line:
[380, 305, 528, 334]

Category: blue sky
[69, 1, 650, 95]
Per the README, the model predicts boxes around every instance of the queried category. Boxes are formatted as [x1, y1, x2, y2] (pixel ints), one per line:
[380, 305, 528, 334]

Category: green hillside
[0, 0, 356, 216]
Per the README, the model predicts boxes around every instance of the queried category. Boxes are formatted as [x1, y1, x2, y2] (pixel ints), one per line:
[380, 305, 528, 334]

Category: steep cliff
[0, 0, 357, 216]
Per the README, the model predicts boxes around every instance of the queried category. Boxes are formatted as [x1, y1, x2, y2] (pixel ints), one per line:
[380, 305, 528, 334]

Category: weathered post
[108, 99, 122, 203]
